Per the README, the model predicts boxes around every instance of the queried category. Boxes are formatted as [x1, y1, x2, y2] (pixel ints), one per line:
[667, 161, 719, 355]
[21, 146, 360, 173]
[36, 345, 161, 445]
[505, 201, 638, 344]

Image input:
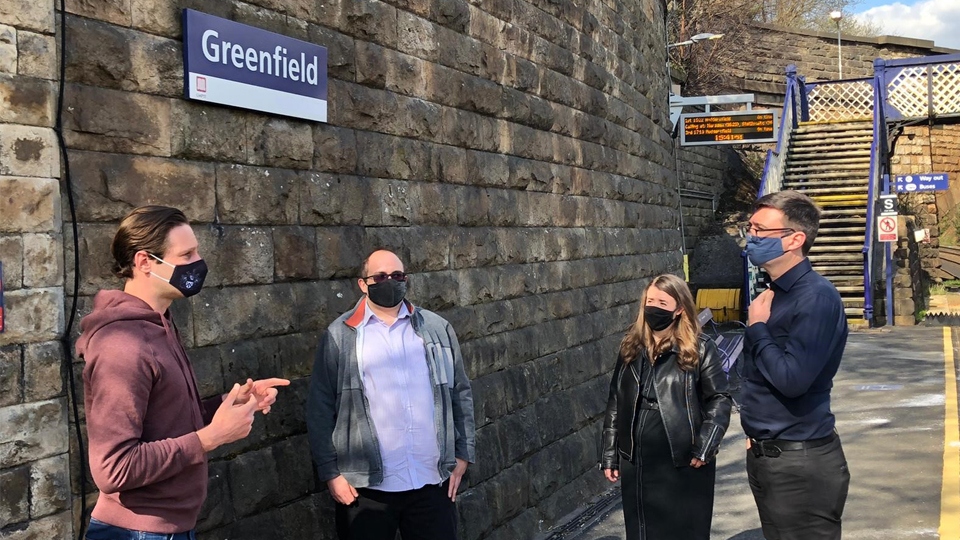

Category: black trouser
[746, 434, 850, 540]
[335, 482, 457, 540]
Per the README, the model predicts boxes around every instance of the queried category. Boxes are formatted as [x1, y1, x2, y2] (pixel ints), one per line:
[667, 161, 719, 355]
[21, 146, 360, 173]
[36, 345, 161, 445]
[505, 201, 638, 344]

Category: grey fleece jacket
[306, 299, 476, 488]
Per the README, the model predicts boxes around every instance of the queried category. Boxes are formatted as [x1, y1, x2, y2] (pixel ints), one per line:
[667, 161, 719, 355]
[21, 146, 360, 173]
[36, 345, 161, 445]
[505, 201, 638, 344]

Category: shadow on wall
[688, 229, 744, 289]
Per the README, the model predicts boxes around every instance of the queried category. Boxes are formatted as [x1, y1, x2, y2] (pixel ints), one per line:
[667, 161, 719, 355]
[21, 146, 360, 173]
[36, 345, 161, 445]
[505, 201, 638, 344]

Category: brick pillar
[0, 1, 73, 538]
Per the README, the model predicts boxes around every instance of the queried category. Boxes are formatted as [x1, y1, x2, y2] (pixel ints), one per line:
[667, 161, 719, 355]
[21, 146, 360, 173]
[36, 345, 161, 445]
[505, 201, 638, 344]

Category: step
[792, 136, 874, 146]
[816, 235, 866, 243]
[793, 132, 874, 143]
[786, 162, 872, 173]
[818, 228, 867, 234]
[788, 144, 870, 155]
[793, 186, 869, 195]
[789, 149, 871, 159]
[820, 217, 866, 225]
[784, 179, 870, 189]
[812, 265, 863, 273]
[808, 254, 863, 262]
[835, 285, 864, 293]
[820, 208, 868, 216]
[783, 171, 870, 181]
[796, 121, 873, 132]
[788, 157, 872, 168]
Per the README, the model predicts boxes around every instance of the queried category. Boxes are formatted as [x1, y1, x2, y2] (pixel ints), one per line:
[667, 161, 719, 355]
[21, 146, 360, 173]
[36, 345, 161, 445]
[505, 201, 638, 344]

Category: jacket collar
[344, 297, 416, 329]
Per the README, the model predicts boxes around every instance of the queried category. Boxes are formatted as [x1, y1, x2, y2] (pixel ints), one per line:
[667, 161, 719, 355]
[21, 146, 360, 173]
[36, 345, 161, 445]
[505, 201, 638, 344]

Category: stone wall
[0, 1, 74, 538]
[2, 0, 686, 538]
[720, 23, 956, 107]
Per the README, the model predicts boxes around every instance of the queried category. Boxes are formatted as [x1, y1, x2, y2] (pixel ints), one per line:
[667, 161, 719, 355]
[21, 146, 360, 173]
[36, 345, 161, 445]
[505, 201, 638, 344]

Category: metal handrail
[758, 65, 802, 197]
[861, 69, 884, 322]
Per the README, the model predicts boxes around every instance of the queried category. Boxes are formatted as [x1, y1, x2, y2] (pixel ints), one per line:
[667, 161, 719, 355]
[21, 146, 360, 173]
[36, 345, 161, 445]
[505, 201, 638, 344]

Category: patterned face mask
[150, 254, 208, 298]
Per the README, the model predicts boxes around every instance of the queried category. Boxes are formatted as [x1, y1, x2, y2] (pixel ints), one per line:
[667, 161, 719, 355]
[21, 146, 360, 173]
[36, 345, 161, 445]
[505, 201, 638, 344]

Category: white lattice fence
[806, 80, 874, 122]
[886, 61, 960, 119]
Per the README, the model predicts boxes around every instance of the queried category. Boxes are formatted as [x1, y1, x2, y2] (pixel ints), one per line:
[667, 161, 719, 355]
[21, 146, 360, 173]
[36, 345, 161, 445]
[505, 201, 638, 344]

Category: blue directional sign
[183, 9, 328, 122]
[895, 173, 949, 192]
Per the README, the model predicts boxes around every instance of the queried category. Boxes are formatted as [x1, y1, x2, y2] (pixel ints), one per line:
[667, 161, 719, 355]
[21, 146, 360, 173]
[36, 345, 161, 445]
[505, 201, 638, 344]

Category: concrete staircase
[783, 121, 872, 324]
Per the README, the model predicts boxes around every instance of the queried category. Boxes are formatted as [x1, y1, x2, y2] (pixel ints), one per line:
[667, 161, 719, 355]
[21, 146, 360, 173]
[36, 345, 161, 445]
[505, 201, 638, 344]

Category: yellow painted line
[940, 327, 960, 539]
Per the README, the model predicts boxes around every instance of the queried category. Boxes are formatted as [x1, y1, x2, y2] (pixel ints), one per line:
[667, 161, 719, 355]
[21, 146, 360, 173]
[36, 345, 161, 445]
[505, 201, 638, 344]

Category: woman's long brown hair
[620, 274, 701, 370]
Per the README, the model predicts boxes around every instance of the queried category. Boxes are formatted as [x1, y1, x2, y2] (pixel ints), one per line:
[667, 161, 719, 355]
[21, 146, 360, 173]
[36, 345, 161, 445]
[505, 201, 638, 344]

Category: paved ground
[564, 326, 955, 540]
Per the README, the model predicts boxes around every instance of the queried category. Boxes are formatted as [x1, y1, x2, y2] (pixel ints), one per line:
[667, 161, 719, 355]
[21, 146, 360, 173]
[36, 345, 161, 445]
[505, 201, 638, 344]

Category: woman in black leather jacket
[600, 274, 732, 539]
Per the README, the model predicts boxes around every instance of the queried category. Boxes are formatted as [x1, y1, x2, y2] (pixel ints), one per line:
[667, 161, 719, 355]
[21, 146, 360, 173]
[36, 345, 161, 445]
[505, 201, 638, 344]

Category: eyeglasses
[738, 222, 796, 238]
[362, 271, 408, 283]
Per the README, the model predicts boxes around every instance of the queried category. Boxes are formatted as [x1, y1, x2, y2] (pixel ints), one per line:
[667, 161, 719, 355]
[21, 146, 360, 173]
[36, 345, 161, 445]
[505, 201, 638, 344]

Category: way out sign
[878, 215, 897, 242]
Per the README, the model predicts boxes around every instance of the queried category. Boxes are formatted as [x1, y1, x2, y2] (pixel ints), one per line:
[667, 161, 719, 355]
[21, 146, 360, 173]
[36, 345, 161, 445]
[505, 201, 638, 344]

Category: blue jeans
[85, 518, 197, 540]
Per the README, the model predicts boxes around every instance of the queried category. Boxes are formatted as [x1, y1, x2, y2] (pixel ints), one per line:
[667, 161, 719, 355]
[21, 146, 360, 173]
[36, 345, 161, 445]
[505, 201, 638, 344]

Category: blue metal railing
[758, 65, 804, 198]
[862, 66, 885, 322]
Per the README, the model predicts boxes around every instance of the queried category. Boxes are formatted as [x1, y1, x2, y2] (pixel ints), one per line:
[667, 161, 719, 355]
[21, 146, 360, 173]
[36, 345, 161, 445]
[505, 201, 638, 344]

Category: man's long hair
[620, 274, 701, 371]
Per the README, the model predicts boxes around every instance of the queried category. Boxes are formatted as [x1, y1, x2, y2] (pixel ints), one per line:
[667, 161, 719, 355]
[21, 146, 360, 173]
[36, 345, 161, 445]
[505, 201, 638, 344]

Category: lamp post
[830, 10, 843, 79]
[666, 33, 724, 95]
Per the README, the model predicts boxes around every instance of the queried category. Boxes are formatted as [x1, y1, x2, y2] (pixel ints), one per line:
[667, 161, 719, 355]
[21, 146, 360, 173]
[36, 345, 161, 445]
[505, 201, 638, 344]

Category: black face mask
[150, 254, 208, 298]
[367, 279, 407, 308]
[644, 306, 679, 332]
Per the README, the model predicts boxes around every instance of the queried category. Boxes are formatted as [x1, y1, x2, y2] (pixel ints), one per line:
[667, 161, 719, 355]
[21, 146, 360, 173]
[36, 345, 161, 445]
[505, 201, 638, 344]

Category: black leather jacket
[601, 335, 732, 468]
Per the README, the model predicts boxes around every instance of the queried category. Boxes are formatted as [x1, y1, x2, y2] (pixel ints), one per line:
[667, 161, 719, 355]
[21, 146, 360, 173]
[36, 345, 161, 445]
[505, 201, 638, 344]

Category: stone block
[67, 150, 217, 222]
[191, 284, 297, 346]
[65, 0, 131, 26]
[227, 446, 280, 516]
[315, 226, 366, 279]
[194, 225, 274, 287]
[247, 117, 314, 170]
[308, 23, 356, 82]
[276, 331, 318, 380]
[0, 398, 67, 468]
[196, 459, 233, 532]
[365, 226, 453, 273]
[215, 164, 299, 224]
[457, 485, 494, 540]
[130, 0, 234, 38]
[29, 453, 70, 517]
[397, 11, 440, 62]
[0, 234, 23, 289]
[186, 345, 224, 400]
[0, 345, 21, 407]
[272, 435, 314, 502]
[299, 173, 369, 226]
[392, 95, 443, 141]
[17, 30, 56, 79]
[0, 464, 28, 527]
[277, 495, 335, 540]
[480, 463, 529, 528]
[355, 40, 387, 88]
[0, 73, 56, 127]
[327, 80, 400, 134]
[312, 125, 358, 174]
[0, 124, 58, 178]
[341, 0, 397, 47]
[204, 506, 284, 540]
[261, 375, 307, 439]
[64, 222, 116, 296]
[0, 510, 71, 540]
[0, 0, 53, 33]
[23, 341, 62, 402]
[171, 101, 248, 162]
[63, 84, 173, 156]
[273, 226, 317, 280]
[354, 131, 432, 181]
[0, 288, 63, 346]
[0, 23, 14, 74]
[65, 16, 181, 96]
[22, 233, 62, 288]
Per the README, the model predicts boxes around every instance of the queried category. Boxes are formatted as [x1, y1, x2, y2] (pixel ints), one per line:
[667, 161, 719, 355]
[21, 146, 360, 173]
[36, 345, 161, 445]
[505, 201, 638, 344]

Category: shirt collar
[344, 298, 415, 328]
[771, 258, 813, 293]
[360, 299, 411, 326]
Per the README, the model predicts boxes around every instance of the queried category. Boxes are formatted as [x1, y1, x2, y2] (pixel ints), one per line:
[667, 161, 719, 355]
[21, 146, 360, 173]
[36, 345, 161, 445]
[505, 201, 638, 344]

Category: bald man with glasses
[307, 249, 476, 540]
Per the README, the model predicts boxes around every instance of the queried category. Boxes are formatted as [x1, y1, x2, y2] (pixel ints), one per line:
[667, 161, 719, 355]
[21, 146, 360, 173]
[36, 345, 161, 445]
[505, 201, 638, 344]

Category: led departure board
[679, 110, 778, 146]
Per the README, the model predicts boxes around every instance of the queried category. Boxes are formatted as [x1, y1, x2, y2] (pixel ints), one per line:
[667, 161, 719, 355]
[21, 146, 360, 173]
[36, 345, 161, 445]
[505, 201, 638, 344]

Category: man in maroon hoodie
[76, 206, 289, 539]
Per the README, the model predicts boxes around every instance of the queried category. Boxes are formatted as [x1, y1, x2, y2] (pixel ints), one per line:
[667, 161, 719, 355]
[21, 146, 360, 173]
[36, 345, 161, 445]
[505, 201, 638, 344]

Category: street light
[830, 10, 843, 79]
[667, 32, 725, 49]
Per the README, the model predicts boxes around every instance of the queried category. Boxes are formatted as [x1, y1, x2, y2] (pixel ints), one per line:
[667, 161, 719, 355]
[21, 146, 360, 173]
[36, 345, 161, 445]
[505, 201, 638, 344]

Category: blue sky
[851, 0, 960, 50]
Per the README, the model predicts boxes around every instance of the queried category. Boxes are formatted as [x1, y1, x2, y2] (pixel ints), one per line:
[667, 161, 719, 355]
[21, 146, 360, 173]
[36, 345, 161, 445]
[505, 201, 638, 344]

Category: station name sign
[679, 110, 778, 146]
[182, 9, 328, 122]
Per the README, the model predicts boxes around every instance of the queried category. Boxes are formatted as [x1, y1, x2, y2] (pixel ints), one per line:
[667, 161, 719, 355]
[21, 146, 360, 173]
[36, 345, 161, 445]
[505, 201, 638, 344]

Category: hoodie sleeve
[83, 335, 206, 494]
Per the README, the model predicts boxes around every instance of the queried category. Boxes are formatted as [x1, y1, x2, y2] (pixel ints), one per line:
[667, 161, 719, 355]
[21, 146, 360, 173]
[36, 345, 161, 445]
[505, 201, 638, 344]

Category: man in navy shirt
[741, 190, 850, 540]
